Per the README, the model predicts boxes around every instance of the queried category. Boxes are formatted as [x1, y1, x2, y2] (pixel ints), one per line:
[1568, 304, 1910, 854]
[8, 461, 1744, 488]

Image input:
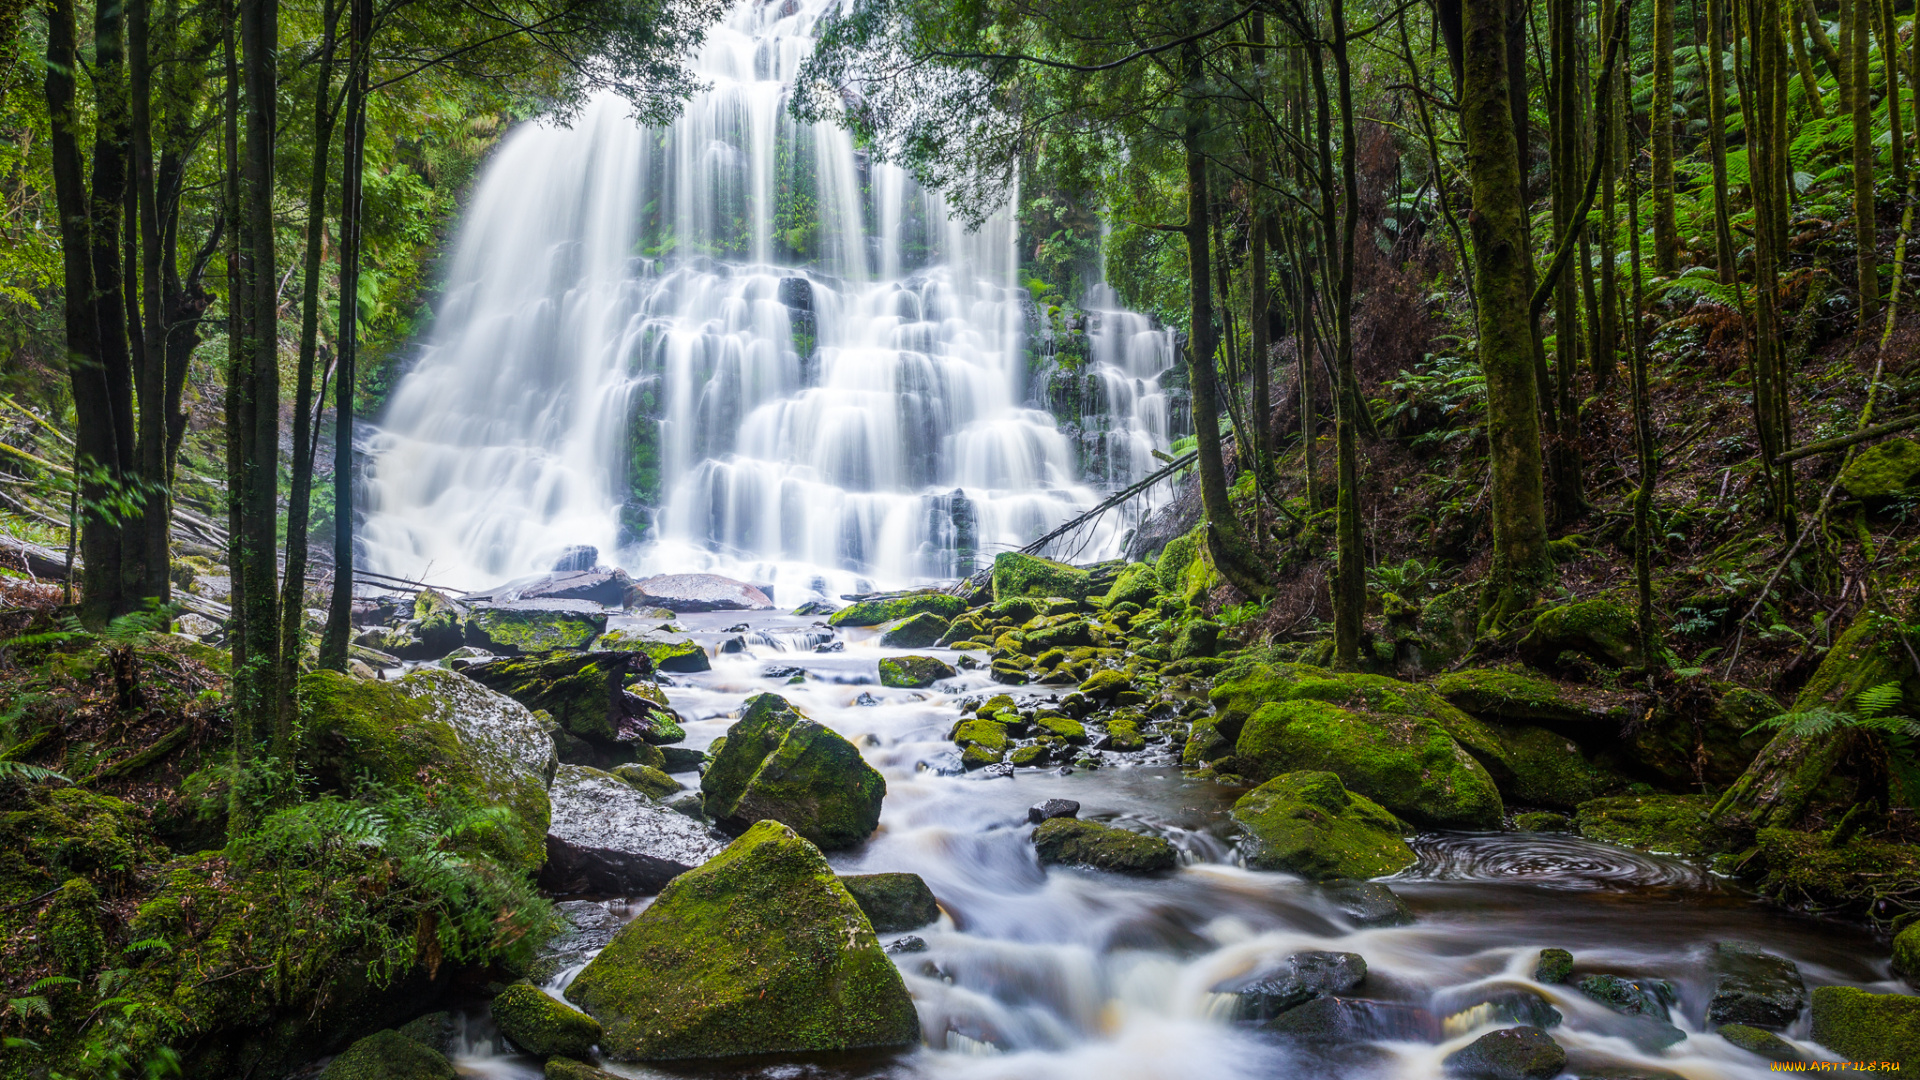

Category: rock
[478, 569, 631, 608]
[658, 746, 707, 772]
[839, 872, 939, 932]
[1263, 996, 1436, 1044]
[545, 1058, 623, 1080]
[1103, 562, 1161, 609]
[1705, 941, 1805, 1029]
[395, 1012, 457, 1056]
[466, 601, 608, 654]
[886, 935, 927, 954]
[1028, 798, 1080, 823]
[1032, 817, 1178, 874]
[1172, 619, 1220, 660]
[174, 612, 222, 638]
[563, 821, 920, 1060]
[1896, 921, 1920, 984]
[612, 763, 683, 799]
[300, 668, 556, 871]
[1534, 948, 1574, 984]
[1433, 668, 1631, 732]
[1512, 811, 1571, 832]
[700, 693, 886, 850]
[1838, 437, 1920, 500]
[1573, 794, 1720, 856]
[528, 901, 624, 984]
[878, 654, 956, 688]
[1035, 713, 1087, 740]
[1230, 771, 1415, 881]
[630, 573, 773, 612]
[1811, 986, 1920, 1064]
[463, 652, 685, 757]
[828, 592, 965, 627]
[792, 599, 838, 616]
[1717, 1023, 1805, 1062]
[879, 611, 949, 648]
[1315, 879, 1415, 927]
[541, 765, 725, 896]
[1517, 597, 1643, 669]
[1433, 984, 1563, 1030]
[992, 551, 1092, 601]
[1441, 1026, 1567, 1080]
[1578, 974, 1676, 1022]
[318, 1030, 456, 1080]
[1223, 951, 1368, 1020]
[492, 982, 603, 1058]
[1079, 669, 1132, 700]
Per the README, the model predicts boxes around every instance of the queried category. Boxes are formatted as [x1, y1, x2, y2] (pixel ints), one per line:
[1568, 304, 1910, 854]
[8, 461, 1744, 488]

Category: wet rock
[1435, 984, 1563, 1031]
[1705, 941, 1806, 1030]
[1811, 986, 1920, 1064]
[854, 691, 881, 706]
[528, 901, 624, 984]
[658, 746, 707, 772]
[1534, 948, 1574, 984]
[840, 872, 940, 932]
[1032, 817, 1178, 875]
[989, 659, 1029, 684]
[1896, 922, 1920, 985]
[880, 611, 950, 648]
[630, 573, 773, 612]
[464, 652, 684, 756]
[612, 763, 682, 799]
[479, 569, 631, 608]
[1577, 974, 1675, 1021]
[1572, 794, 1720, 856]
[492, 982, 602, 1058]
[1716, 1023, 1805, 1062]
[1034, 713, 1087, 740]
[318, 1029, 456, 1079]
[541, 765, 726, 896]
[761, 664, 807, 681]
[991, 551, 1093, 601]
[1441, 1026, 1567, 1080]
[552, 545, 599, 572]
[1517, 597, 1643, 669]
[879, 654, 956, 688]
[1264, 996, 1438, 1044]
[886, 935, 927, 954]
[465, 601, 608, 654]
[1315, 879, 1415, 927]
[1224, 951, 1368, 1020]
[829, 592, 965, 627]
[564, 821, 920, 1061]
[792, 599, 838, 616]
[700, 693, 886, 850]
[1079, 669, 1132, 700]
[1230, 771, 1416, 881]
[1028, 798, 1080, 823]
[395, 1012, 458, 1056]
[544, 1058, 623, 1080]
[1512, 811, 1571, 832]
[815, 640, 845, 653]
[592, 629, 710, 673]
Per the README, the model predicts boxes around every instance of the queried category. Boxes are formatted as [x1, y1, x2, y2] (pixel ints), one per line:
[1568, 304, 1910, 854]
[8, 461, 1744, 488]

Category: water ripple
[1401, 832, 1711, 891]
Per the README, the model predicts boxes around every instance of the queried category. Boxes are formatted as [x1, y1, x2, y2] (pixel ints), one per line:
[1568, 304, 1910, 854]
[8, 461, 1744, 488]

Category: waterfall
[358, 0, 1181, 599]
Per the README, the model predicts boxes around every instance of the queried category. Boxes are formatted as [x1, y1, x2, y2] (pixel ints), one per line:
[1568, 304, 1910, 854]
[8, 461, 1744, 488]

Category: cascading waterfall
[358, 0, 1180, 596]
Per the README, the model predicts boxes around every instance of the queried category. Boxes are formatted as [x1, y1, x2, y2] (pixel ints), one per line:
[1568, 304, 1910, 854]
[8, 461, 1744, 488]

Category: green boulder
[1534, 949, 1574, 984]
[593, 629, 711, 673]
[612, 763, 683, 799]
[465, 603, 607, 654]
[1172, 619, 1220, 660]
[318, 1030, 456, 1080]
[992, 552, 1092, 602]
[492, 982, 603, 1058]
[463, 651, 684, 749]
[1838, 437, 1920, 500]
[828, 592, 965, 627]
[1517, 597, 1643, 669]
[839, 872, 939, 931]
[878, 654, 957, 688]
[1230, 771, 1416, 881]
[1079, 669, 1132, 700]
[951, 717, 1009, 752]
[1716, 1023, 1804, 1063]
[1034, 713, 1087, 740]
[1032, 817, 1178, 874]
[1104, 563, 1161, 609]
[1573, 794, 1720, 856]
[1895, 921, 1920, 983]
[879, 611, 950, 648]
[700, 694, 885, 850]
[564, 821, 919, 1060]
[1811, 986, 1920, 1065]
[544, 1059, 623, 1080]
[1432, 668, 1626, 729]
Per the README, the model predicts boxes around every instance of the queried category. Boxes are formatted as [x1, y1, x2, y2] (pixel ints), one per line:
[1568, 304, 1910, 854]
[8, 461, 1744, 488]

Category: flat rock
[541, 764, 726, 896]
[1442, 1026, 1567, 1080]
[631, 573, 773, 612]
[487, 569, 633, 608]
[1032, 817, 1178, 875]
[1705, 941, 1805, 1030]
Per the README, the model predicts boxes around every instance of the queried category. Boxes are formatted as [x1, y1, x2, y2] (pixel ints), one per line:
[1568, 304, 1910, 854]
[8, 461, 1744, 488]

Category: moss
[0, 785, 154, 905]
[1838, 437, 1920, 500]
[1518, 597, 1643, 669]
[1748, 828, 1920, 916]
[1513, 811, 1571, 832]
[991, 552, 1092, 602]
[828, 593, 965, 627]
[1716, 1023, 1804, 1062]
[878, 655, 956, 688]
[1172, 619, 1220, 660]
[937, 613, 990, 646]
[612, 763, 683, 799]
[492, 982, 603, 1058]
[1534, 948, 1574, 984]
[1572, 794, 1719, 856]
[1479, 723, 1620, 810]
[319, 1029, 458, 1080]
[1009, 744, 1050, 766]
[839, 872, 939, 932]
[466, 606, 607, 654]
[1104, 716, 1146, 752]
[1156, 531, 1200, 593]
[464, 652, 681, 747]
[545, 1058, 623, 1080]
[961, 743, 1004, 767]
[1230, 771, 1416, 881]
[1413, 587, 1479, 671]
[699, 694, 885, 850]
[987, 597, 1040, 623]
[1894, 921, 1920, 983]
[1034, 713, 1087, 741]
[1032, 817, 1178, 874]
[1432, 668, 1612, 726]
[879, 611, 950, 648]
[1810, 986, 1920, 1064]
[1104, 563, 1161, 609]
[594, 630, 711, 673]
[1025, 616, 1094, 651]
[951, 718, 1008, 752]
[564, 821, 918, 1060]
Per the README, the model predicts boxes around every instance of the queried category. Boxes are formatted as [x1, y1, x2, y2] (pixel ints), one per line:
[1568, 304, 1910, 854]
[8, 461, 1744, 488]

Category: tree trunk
[1548, 0, 1586, 523]
[1789, 0, 1827, 117]
[1653, 0, 1680, 271]
[322, 0, 371, 672]
[1851, 0, 1879, 330]
[130, 0, 174, 607]
[1710, 0, 1742, 280]
[1464, 0, 1554, 626]
[1877, 0, 1904, 193]
[1626, 55, 1660, 670]
[1804, 0, 1847, 108]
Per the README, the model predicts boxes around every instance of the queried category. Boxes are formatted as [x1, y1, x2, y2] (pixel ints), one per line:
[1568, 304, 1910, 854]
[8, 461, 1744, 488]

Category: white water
[357, 0, 1178, 598]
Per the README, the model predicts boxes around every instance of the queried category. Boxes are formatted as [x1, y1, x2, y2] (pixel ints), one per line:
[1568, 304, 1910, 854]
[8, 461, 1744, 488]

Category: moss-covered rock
[1573, 794, 1719, 856]
[1413, 586, 1479, 671]
[1172, 619, 1220, 660]
[828, 592, 965, 627]
[1838, 437, 1920, 500]
[544, 1058, 623, 1080]
[1230, 771, 1416, 880]
[1104, 563, 1161, 609]
[1894, 922, 1920, 984]
[878, 654, 956, 688]
[1034, 713, 1087, 741]
[1155, 531, 1200, 593]
[1746, 828, 1920, 917]
[465, 603, 608, 654]
[563, 821, 919, 1060]
[463, 652, 684, 751]
[1716, 1023, 1804, 1063]
[1432, 668, 1628, 730]
[1811, 986, 1920, 1064]
[493, 982, 603, 1058]
[879, 611, 950, 648]
[612, 763, 683, 799]
[839, 872, 939, 932]
[700, 694, 885, 850]
[1534, 949, 1574, 984]
[1517, 598, 1642, 669]
[1440, 1026, 1566, 1079]
[951, 717, 1009, 752]
[992, 552, 1092, 602]
[319, 1029, 457, 1080]
[1032, 817, 1178, 874]
[937, 613, 991, 646]
[1475, 723, 1620, 811]
[594, 629, 711, 673]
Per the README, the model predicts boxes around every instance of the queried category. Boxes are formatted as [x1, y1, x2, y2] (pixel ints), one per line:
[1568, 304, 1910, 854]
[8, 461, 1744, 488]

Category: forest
[2, 0, 1920, 1070]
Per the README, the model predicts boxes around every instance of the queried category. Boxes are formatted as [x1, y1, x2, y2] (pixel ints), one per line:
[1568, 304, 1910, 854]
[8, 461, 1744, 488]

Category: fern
[0, 760, 68, 784]
[5, 996, 50, 1021]
[1746, 684, 1920, 740]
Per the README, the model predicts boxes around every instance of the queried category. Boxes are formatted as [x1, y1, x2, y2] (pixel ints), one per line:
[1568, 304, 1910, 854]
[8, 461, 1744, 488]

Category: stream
[443, 610, 1902, 1079]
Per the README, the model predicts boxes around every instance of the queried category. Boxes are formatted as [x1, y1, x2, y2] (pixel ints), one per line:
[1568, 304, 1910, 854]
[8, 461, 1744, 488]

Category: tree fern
[0, 760, 68, 784]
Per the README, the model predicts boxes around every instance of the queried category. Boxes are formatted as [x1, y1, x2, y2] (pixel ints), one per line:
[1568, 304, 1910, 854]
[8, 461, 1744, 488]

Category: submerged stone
[1032, 817, 1178, 874]
[492, 982, 603, 1058]
[544, 1058, 624, 1080]
[700, 693, 886, 850]
[839, 872, 940, 932]
[1705, 941, 1806, 1030]
[563, 821, 919, 1060]
[1315, 879, 1416, 927]
[1229, 771, 1416, 881]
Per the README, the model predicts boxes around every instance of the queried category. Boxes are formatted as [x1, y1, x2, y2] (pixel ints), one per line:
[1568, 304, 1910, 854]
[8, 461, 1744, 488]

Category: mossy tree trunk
[1548, 0, 1586, 524]
[1850, 0, 1880, 331]
[1709, 0, 1742, 281]
[1789, 0, 1827, 118]
[1652, 0, 1680, 272]
[1462, 0, 1553, 627]
[322, 0, 371, 672]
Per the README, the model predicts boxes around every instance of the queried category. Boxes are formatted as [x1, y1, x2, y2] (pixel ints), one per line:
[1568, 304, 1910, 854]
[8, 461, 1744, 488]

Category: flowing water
[436, 611, 1903, 1079]
[357, 0, 1179, 599]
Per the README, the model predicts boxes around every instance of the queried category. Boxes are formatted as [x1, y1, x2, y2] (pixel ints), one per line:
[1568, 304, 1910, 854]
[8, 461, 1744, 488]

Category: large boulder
[563, 821, 920, 1061]
[465, 601, 608, 654]
[463, 652, 685, 766]
[879, 611, 949, 648]
[630, 573, 773, 612]
[700, 694, 886, 850]
[839, 872, 940, 932]
[1432, 668, 1631, 731]
[594, 628, 711, 673]
[300, 668, 555, 871]
[991, 551, 1092, 602]
[1229, 771, 1416, 881]
[1811, 986, 1920, 1064]
[1032, 817, 1178, 875]
[1218, 951, 1368, 1020]
[1838, 437, 1920, 500]
[1517, 597, 1643, 669]
[492, 982, 603, 1058]
[1441, 1027, 1566, 1080]
[827, 592, 965, 627]
[1705, 941, 1805, 1029]
[318, 1030, 455, 1080]
[471, 569, 633, 608]
[528, 901, 624, 984]
[541, 765, 726, 896]
[1573, 794, 1720, 856]
[879, 654, 955, 688]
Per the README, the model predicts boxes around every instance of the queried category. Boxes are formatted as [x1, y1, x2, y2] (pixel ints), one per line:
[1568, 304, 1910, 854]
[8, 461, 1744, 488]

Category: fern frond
[0, 760, 69, 785]
[1855, 682, 1905, 718]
